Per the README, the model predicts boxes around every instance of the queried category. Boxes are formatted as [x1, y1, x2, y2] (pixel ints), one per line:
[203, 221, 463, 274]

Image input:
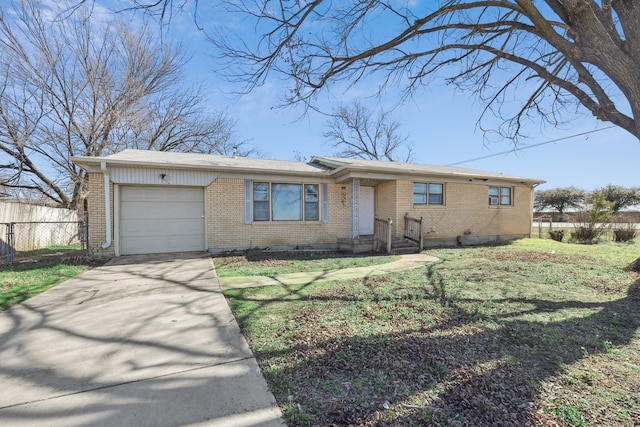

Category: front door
[358, 186, 375, 235]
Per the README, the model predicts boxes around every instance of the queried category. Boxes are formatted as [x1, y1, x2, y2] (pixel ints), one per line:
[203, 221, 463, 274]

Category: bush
[548, 230, 565, 242]
[612, 215, 637, 243]
[613, 228, 636, 242]
[571, 226, 600, 243]
[570, 195, 614, 244]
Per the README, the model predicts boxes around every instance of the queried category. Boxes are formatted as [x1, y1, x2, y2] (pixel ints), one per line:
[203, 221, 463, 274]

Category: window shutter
[244, 179, 252, 224]
[321, 183, 329, 223]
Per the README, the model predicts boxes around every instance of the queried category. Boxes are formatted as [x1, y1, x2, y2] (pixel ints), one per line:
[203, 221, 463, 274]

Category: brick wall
[87, 172, 115, 256]
[206, 179, 351, 251]
[377, 179, 533, 244]
[375, 181, 398, 235]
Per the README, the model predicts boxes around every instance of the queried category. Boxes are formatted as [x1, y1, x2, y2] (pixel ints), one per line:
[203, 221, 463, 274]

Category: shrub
[613, 228, 636, 242]
[612, 215, 637, 243]
[570, 194, 614, 244]
[571, 226, 600, 243]
[548, 230, 565, 242]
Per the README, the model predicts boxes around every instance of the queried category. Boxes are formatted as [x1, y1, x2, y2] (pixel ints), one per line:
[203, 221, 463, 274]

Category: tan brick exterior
[374, 179, 533, 245]
[206, 178, 351, 251]
[86, 172, 534, 256]
[374, 181, 397, 223]
[87, 172, 115, 256]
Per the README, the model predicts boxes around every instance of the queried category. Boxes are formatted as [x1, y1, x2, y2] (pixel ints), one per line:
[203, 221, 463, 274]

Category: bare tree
[99, 0, 640, 142]
[120, 89, 252, 156]
[324, 102, 413, 162]
[0, 0, 250, 210]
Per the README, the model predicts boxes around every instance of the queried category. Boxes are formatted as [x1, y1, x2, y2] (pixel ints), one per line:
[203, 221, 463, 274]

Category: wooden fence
[0, 201, 86, 263]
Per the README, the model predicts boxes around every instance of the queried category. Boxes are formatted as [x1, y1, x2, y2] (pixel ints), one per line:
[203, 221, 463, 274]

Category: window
[253, 182, 270, 220]
[304, 184, 319, 221]
[272, 183, 302, 220]
[413, 182, 444, 205]
[428, 183, 444, 204]
[253, 182, 320, 221]
[489, 186, 512, 206]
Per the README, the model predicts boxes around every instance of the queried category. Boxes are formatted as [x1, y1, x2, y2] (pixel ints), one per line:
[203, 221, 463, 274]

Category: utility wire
[446, 125, 617, 166]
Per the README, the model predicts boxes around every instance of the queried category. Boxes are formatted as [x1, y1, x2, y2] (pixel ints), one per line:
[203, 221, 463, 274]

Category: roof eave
[70, 156, 330, 178]
[328, 164, 544, 185]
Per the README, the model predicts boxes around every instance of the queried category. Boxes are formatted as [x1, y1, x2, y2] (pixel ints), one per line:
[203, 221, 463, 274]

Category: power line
[446, 125, 617, 166]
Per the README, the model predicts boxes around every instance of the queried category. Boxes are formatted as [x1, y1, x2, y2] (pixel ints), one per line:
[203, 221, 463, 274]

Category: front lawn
[224, 239, 640, 426]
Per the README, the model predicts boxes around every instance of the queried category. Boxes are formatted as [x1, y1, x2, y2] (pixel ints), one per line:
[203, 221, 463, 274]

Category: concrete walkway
[0, 253, 284, 427]
[219, 253, 439, 290]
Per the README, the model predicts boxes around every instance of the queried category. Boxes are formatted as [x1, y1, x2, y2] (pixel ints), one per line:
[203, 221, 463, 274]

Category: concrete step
[390, 238, 420, 255]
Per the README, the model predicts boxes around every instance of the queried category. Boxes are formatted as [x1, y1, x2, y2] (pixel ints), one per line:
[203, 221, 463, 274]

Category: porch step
[337, 236, 421, 254]
[337, 236, 374, 253]
[390, 237, 421, 255]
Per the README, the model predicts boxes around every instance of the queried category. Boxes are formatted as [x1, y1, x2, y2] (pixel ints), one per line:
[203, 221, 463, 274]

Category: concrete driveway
[0, 253, 284, 427]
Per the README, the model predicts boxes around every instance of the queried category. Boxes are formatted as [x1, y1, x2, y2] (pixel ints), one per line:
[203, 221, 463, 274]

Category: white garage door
[120, 186, 205, 255]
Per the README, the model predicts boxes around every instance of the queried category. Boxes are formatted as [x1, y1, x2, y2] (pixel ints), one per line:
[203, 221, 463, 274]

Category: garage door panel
[121, 218, 204, 236]
[122, 202, 203, 219]
[121, 235, 203, 255]
[121, 187, 202, 202]
[120, 186, 205, 255]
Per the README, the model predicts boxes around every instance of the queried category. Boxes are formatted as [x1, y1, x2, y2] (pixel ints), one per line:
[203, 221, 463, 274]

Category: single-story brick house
[71, 150, 544, 256]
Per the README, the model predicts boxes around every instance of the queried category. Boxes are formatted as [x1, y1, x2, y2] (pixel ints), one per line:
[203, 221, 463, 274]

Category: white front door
[358, 186, 375, 235]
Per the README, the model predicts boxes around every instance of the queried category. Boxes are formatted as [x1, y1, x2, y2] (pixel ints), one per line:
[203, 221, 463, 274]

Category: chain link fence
[0, 218, 89, 265]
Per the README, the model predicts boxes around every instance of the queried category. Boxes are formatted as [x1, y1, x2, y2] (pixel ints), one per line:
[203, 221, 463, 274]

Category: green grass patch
[21, 243, 83, 253]
[0, 262, 88, 310]
[212, 250, 398, 277]
[224, 239, 640, 426]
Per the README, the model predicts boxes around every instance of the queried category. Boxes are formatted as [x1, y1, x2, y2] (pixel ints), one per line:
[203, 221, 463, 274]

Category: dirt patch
[484, 250, 585, 265]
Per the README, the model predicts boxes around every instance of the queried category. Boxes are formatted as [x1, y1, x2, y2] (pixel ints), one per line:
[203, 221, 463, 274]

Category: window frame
[304, 184, 320, 221]
[253, 182, 270, 221]
[413, 182, 445, 205]
[271, 183, 303, 221]
[488, 186, 512, 206]
[252, 181, 322, 222]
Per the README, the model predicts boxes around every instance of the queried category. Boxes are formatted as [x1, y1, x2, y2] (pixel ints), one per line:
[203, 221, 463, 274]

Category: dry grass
[225, 239, 640, 426]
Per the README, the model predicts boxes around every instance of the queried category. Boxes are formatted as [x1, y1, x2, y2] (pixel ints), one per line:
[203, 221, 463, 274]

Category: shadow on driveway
[0, 252, 284, 427]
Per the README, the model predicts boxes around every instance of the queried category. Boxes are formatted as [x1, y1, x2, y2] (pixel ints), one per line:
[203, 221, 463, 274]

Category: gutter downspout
[100, 161, 112, 249]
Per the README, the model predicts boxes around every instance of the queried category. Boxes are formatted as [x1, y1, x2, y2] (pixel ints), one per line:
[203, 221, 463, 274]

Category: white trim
[110, 166, 218, 186]
[203, 188, 208, 250]
[114, 185, 121, 257]
[100, 162, 112, 250]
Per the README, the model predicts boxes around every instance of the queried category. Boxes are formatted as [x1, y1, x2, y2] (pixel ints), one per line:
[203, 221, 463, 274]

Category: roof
[71, 150, 329, 176]
[311, 156, 544, 185]
[71, 150, 544, 185]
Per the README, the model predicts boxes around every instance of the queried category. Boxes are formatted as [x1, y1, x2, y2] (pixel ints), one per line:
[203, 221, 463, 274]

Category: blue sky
[102, 1, 640, 192]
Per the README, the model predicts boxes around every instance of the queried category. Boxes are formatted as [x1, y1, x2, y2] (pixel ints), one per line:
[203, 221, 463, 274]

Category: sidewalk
[218, 253, 439, 290]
